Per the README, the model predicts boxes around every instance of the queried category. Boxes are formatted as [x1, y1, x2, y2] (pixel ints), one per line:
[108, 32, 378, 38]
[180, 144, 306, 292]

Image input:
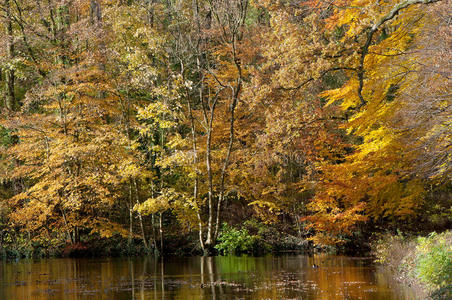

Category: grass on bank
[373, 231, 451, 299]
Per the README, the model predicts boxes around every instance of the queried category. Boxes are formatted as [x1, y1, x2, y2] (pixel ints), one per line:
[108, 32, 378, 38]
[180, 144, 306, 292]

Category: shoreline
[371, 231, 451, 300]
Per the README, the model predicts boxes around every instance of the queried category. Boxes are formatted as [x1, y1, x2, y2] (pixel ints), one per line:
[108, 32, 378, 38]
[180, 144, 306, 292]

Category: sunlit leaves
[308, 0, 450, 245]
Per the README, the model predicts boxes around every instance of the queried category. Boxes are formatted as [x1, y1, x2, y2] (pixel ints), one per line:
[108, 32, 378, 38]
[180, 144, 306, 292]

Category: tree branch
[357, 0, 442, 107]
[278, 67, 357, 91]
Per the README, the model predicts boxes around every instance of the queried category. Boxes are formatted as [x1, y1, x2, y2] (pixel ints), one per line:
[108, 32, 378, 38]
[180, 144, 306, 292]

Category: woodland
[0, 0, 450, 257]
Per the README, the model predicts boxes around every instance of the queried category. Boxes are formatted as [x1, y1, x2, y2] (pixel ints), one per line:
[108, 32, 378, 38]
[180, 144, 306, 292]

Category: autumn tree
[0, 0, 449, 255]
[1, 0, 135, 245]
[305, 0, 451, 244]
[231, 1, 349, 240]
[136, 0, 255, 254]
[1, 0, 16, 110]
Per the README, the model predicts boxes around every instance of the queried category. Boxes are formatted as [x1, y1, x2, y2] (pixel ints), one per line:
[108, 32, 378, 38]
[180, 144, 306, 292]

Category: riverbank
[0, 221, 316, 259]
[372, 231, 451, 299]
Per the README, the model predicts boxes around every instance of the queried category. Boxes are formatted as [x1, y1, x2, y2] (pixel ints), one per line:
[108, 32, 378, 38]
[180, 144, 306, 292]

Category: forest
[0, 0, 450, 258]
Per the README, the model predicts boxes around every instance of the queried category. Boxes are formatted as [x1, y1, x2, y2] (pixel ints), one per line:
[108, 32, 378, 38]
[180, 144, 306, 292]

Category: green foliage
[0, 232, 66, 259]
[373, 231, 452, 297]
[245, 4, 268, 26]
[429, 284, 452, 300]
[416, 232, 452, 289]
[0, 126, 18, 147]
[215, 220, 305, 255]
[215, 223, 257, 255]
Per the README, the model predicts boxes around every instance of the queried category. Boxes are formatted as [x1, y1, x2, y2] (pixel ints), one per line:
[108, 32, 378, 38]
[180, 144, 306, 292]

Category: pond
[0, 254, 418, 299]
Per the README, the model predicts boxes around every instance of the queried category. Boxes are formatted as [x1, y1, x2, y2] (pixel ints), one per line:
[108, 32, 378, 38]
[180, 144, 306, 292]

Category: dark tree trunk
[5, 0, 15, 111]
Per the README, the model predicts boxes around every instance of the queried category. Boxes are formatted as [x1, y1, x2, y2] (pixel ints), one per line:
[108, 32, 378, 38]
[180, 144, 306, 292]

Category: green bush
[373, 230, 452, 298]
[215, 223, 257, 255]
[416, 232, 452, 289]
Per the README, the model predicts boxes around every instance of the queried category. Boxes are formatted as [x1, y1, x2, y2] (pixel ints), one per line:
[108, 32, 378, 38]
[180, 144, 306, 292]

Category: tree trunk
[151, 213, 157, 252]
[133, 178, 149, 251]
[90, 0, 102, 24]
[5, 0, 15, 111]
[180, 58, 206, 252]
[61, 206, 74, 244]
[128, 184, 133, 247]
[214, 18, 244, 240]
[159, 212, 163, 254]
[214, 81, 241, 240]
[189, 93, 205, 251]
[204, 101, 217, 254]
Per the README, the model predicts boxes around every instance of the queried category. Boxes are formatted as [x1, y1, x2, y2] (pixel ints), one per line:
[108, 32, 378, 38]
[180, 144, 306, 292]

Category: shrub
[429, 284, 452, 300]
[416, 232, 452, 289]
[372, 230, 452, 298]
[215, 223, 257, 255]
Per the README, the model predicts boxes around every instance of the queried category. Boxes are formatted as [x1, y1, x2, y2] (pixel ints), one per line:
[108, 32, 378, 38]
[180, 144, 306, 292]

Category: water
[0, 254, 418, 299]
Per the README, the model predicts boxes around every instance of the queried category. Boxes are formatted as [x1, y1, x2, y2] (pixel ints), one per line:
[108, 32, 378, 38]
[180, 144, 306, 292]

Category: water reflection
[0, 254, 418, 299]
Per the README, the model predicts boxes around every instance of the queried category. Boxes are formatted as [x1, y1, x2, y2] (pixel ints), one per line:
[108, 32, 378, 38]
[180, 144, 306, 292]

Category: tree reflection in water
[0, 255, 419, 299]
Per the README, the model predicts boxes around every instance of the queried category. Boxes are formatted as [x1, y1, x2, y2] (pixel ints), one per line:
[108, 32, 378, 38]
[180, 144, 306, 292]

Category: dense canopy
[0, 0, 450, 255]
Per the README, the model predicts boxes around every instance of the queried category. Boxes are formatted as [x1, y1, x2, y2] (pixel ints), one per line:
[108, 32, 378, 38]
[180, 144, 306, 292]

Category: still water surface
[1, 255, 418, 299]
